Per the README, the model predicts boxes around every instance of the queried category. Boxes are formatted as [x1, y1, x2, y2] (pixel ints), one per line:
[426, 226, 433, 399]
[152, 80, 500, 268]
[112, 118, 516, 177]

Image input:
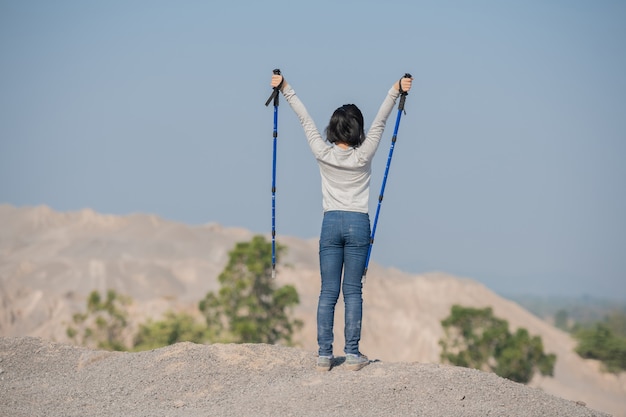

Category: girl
[271, 73, 412, 371]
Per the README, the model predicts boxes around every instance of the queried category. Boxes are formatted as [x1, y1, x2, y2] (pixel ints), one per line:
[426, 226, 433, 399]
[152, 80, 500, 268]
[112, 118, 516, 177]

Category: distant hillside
[508, 294, 626, 325]
[0, 204, 624, 416]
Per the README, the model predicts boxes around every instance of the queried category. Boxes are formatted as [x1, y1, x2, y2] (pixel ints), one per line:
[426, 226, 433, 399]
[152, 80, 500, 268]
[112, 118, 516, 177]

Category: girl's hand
[394, 76, 413, 93]
[271, 74, 285, 89]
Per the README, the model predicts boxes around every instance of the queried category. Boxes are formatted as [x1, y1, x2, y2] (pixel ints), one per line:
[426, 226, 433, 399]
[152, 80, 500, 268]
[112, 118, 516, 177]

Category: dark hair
[325, 104, 365, 148]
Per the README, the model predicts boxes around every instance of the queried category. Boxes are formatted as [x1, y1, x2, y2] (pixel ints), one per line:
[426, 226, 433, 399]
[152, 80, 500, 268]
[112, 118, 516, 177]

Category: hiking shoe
[316, 355, 333, 372]
[345, 353, 369, 371]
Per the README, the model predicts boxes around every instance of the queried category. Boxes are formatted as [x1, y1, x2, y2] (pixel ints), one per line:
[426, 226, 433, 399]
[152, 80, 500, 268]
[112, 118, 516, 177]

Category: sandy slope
[0, 337, 610, 417]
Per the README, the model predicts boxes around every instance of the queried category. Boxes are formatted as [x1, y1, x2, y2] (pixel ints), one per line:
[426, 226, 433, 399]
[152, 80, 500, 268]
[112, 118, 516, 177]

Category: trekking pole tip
[272, 269, 276, 279]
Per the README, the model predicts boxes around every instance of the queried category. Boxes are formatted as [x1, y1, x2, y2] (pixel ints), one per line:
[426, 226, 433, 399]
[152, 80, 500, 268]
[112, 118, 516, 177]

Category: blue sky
[1, 1, 625, 300]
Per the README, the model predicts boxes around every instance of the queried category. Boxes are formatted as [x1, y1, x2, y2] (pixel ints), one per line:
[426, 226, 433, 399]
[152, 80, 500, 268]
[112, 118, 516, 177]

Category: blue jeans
[317, 210, 371, 357]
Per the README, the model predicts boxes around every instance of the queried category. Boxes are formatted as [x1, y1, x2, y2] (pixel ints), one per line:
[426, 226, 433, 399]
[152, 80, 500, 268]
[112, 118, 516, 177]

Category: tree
[133, 311, 210, 351]
[67, 289, 131, 351]
[439, 305, 556, 384]
[574, 322, 626, 373]
[604, 309, 626, 338]
[199, 235, 303, 345]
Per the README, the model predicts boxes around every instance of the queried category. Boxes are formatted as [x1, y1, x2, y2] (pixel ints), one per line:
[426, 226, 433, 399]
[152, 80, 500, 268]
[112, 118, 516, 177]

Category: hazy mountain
[0, 204, 624, 416]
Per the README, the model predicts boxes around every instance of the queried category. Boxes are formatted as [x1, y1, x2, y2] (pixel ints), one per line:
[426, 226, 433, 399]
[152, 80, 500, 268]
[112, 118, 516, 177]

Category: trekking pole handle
[398, 73, 412, 112]
[265, 68, 283, 107]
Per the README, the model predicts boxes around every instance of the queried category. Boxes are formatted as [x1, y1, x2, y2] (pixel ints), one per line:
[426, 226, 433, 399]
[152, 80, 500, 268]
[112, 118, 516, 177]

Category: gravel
[0, 337, 610, 417]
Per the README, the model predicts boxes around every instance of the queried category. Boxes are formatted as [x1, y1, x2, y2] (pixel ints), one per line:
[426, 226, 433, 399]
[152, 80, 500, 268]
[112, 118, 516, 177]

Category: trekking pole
[362, 73, 412, 284]
[265, 69, 283, 279]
